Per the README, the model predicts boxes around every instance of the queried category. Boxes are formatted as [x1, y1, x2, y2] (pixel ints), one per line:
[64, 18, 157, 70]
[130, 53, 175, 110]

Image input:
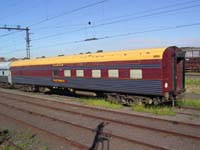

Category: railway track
[185, 73, 200, 78]
[0, 95, 169, 150]
[1, 92, 200, 126]
[176, 106, 200, 117]
[180, 106, 200, 111]
[1, 91, 199, 126]
[0, 91, 199, 150]
[176, 111, 200, 117]
[0, 112, 89, 150]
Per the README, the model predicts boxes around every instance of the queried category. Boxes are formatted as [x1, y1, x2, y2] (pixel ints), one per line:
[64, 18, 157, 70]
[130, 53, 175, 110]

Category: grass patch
[132, 105, 176, 116]
[3, 145, 14, 150]
[79, 98, 123, 109]
[186, 72, 200, 76]
[177, 99, 200, 108]
[186, 79, 200, 86]
[0, 129, 48, 150]
[185, 78, 200, 94]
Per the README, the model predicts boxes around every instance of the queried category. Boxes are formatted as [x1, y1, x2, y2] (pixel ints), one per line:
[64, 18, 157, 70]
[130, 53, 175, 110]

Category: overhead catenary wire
[31, 2, 200, 41]
[96, 0, 200, 23]
[0, 0, 108, 58]
[0, 0, 108, 40]
[100, 22, 200, 39]
[0, 31, 22, 38]
[35, 23, 86, 31]
[0, 30, 27, 49]
[26, 22, 200, 51]
[1, 0, 200, 56]
[2, 21, 200, 55]
[28, 0, 109, 27]
[94, 4, 200, 27]
[32, 0, 200, 31]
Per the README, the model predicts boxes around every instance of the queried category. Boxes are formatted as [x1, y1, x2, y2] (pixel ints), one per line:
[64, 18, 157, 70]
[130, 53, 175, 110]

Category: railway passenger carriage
[185, 57, 200, 72]
[10, 46, 185, 104]
[0, 62, 12, 84]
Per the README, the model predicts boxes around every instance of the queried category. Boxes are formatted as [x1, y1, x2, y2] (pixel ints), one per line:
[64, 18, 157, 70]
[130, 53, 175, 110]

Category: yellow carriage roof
[11, 47, 167, 67]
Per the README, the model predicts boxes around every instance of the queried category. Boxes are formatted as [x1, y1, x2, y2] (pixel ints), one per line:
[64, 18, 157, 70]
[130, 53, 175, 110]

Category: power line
[32, 2, 200, 41]
[2, 21, 200, 55]
[32, 27, 86, 41]
[32, 0, 200, 32]
[1, 0, 198, 41]
[1, 0, 200, 56]
[96, 4, 200, 27]
[0, 31, 21, 38]
[96, 0, 200, 23]
[0, 26, 31, 59]
[0, 0, 107, 40]
[101, 22, 200, 39]
[0, 0, 108, 58]
[29, 0, 108, 27]
[27, 22, 200, 51]
[35, 23, 85, 31]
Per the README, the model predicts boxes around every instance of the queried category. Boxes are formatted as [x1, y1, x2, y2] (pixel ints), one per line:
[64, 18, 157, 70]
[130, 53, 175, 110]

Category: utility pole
[25, 27, 31, 59]
[0, 25, 31, 59]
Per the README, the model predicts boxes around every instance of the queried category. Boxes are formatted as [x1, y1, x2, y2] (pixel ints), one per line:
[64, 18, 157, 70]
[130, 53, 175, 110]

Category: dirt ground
[0, 114, 79, 150]
[0, 86, 199, 150]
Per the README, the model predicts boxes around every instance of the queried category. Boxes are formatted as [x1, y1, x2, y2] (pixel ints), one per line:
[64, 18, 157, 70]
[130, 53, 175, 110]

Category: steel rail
[0, 101, 170, 150]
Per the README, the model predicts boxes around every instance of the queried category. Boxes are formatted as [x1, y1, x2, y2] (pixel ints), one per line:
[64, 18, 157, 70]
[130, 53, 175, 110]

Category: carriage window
[76, 70, 84, 77]
[130, 69, 142, 79]
[2, 71, 4, 76]
[108, 69, 119, 78]
[53, 70, 59, 77]
[64, 70, 71, 77]
[92, 70, 101, 78]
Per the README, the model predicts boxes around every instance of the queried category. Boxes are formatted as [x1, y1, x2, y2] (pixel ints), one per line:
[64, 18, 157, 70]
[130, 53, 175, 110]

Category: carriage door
[174, 51, 185, 92]
[52, 65, 65, 83]
[8, 70, 12, 85]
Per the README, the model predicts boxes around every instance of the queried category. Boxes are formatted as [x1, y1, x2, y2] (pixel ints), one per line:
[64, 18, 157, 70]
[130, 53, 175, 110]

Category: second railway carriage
[10, 46, 185, 104]
[0, 62, 12, 84]
[185, 57, 200, 72]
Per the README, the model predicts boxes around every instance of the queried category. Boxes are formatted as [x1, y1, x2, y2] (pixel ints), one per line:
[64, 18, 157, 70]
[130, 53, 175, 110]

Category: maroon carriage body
[10, 46, 185, 103]
[162, 47, 185, 98]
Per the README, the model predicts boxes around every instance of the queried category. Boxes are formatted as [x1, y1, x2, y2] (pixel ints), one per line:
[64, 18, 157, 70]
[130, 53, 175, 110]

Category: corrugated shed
[11, 47, 166, 67]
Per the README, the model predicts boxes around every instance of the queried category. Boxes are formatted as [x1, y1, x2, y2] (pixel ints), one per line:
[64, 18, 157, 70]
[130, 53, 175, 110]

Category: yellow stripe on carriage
[11, 47, 166, 67]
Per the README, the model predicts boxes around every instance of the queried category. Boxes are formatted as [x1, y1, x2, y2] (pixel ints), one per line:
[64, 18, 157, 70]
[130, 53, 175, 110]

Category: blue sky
[0, 0, 200, 58]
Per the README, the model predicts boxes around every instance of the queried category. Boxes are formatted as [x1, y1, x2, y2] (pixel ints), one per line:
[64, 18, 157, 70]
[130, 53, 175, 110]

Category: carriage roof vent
[96, 50, 103, 53]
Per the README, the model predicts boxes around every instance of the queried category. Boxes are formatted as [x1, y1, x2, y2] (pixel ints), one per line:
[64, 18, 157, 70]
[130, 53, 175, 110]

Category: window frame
[130, 69, 142, 79]
[92, 69, 101, 78]
[53, 69, 59, 77]
[108, 69, 119, 78]
[76, 69, 84, 77]
[64, 70, 71, 77]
